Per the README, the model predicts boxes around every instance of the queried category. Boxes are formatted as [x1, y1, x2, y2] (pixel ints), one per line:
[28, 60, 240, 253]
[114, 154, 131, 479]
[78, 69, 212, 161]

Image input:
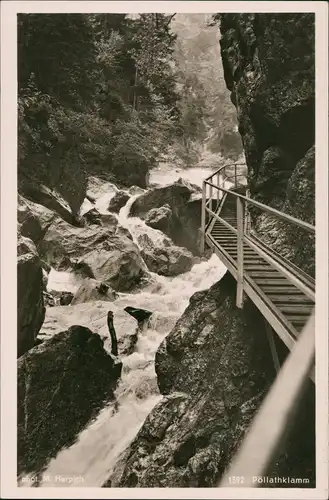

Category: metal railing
[201, 164, 315, 306]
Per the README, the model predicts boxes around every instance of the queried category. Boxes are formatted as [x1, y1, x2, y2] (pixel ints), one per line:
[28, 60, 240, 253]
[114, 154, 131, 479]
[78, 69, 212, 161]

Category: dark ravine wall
[219, 13, 315, 276]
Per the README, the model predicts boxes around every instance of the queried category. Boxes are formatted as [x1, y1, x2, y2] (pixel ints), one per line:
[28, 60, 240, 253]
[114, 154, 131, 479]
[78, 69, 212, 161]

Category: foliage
[18, 13, 179, 204]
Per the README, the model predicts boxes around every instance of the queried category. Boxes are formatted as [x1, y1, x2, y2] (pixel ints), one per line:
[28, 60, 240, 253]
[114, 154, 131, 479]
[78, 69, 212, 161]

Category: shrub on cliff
[18, 13, 180, 202]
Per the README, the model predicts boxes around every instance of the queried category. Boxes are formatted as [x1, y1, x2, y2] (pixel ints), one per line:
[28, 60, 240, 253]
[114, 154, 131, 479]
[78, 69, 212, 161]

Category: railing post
[209, 180, 213, 217]
[235, 163, 237, 188]
[216, 173, 220, 209]
[236, 196, 244, 308]
[244, 187, 251, 234]
[200, 181, 206, 254]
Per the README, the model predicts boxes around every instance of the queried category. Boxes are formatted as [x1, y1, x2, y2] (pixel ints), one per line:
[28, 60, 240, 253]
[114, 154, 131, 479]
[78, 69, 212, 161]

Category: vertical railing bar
[235, 163, 237, 188]
[200, 181, 206, 254]
[264, 320, 281, 373]
[236, 197, 244, 308]
[209, 178, 213, 220]
[244, 187, 251, 235]
[216, 173, 220, 209]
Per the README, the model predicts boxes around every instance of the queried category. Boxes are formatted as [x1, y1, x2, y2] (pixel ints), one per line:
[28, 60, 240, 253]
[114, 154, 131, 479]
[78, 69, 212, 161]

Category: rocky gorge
[16, 12, 315, 490]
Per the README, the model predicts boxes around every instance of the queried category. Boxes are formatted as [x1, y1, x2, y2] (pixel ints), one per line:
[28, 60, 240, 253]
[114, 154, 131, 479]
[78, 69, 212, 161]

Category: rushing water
[25, 165, 227, 488]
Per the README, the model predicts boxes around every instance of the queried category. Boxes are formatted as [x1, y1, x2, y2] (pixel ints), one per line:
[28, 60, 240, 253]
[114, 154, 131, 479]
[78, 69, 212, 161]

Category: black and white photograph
[1, 1, 328, 499]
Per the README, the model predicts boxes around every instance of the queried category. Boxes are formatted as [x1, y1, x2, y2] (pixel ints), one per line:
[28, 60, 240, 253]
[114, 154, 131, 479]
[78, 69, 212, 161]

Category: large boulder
[145, 204, 172, 232]
[107, 272, 276, 487]
[71, 278, 118, 305]
[17, 325, 121, 476]
[17, 236, 45, 357]
[130, 178, 202, 254]
[219, 14, 315, 275]
[138, 234, 194, 277]
[38, 215, 147, 292]
[20, 183, 81, 226]
[17, 195, 43, 244]
[108, 190, 130, 213]
[38, 300, 139, 358]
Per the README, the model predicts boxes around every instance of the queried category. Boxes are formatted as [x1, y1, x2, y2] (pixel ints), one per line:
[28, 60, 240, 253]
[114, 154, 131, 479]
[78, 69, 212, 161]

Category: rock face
[219, 13, 315, 276]
[17, 325, 121, 476]
[38, 215, 147, 292]
[108, 190, 130, 213]
[108, 272, 276, 487]
[130, 178, 202, 254]
[138, 234, 194, 277]
[17, 236, 45, 357]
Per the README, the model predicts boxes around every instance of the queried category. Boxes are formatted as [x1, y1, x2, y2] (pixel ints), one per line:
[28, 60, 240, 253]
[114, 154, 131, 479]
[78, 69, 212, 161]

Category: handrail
[204, 181, 315, 234]
[205, 162, 247, 181]
[219, 310, 315, 487]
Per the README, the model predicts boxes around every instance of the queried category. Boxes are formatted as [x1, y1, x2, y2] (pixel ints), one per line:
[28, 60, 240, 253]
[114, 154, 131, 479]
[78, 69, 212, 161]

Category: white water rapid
[27, 166, 227, 488]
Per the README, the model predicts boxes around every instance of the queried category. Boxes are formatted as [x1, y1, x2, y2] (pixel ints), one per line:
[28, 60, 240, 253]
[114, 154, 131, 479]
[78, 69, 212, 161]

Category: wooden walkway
[200, 163, 316, 485]
[201, 163, 315, 379]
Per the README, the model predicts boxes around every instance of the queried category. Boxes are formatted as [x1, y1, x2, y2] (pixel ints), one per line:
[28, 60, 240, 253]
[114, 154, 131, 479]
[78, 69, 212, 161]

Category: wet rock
[59, 291, 74, 306]
[145, 205, 172, 232]
[38, 216, 146, 292]
[17, 325, 120, 476]
[128, 185, 146, 196]
[42, 269, 48, 290]
[130, 178, 202, 254]
[17, 236, 45, 357]
[107, 272, 275, 487]
[138, 234, 194, 277]
[124, 306, 153, 325]
[82, 208, 118, 228]
[38, 300, 139, 357]
[71, 278, 118, 305]
[108, 190, 130, 213]
[82, 207, 102, 225]
[43, 291, 56, 307]
[79, 238, 147, 292]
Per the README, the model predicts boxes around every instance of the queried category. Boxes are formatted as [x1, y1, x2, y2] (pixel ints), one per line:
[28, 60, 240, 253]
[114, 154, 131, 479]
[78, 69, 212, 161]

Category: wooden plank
[269, 295, 314, 304]
[254, 278, 302, 286]
[248, 271, 284, 278]
[244, 264, 273, 271]
[261, 286, 310, 294]
[283, 314, 311, 322]
[279, 305, 313, 314]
